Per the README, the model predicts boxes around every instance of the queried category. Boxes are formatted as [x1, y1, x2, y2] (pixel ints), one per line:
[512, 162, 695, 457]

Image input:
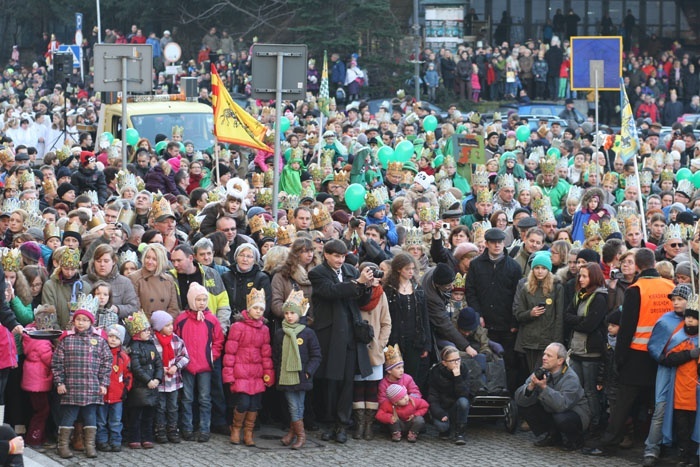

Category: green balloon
[125, 128, 139, 146]
[278, 116, 290, 133]
[394, 140, 414, 162]
[546, 147, 561, 159]
[515, 125, 530, 142]
[101, 132, 114, 144]
[431, 154, 444, 169]
[423, 115, 438, 132]
[693, 171, 700, 189]
[377, 146, 393, 168]
[155, 141, 167, 155]
[344, 183, 367, 211]
[179, 142, 186, 154]
[677, 168, 693, 182]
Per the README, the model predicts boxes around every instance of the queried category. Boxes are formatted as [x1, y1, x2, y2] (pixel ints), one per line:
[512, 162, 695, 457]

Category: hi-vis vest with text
[629, 277, 675, 351]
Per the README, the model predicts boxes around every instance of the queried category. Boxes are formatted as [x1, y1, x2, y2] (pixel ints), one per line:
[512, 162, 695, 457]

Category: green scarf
[280, 321, 306, 386]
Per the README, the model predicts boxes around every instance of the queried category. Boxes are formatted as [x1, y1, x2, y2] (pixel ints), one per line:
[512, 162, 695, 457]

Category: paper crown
[0, 198, 18, 216]
[453, 272, 466, 291]
[365, 191, 382, 210]
[3, 175, 17, 191]
[261, 221, 278, 239]
[583, 221, 601, 239]
[42, 178, 57, 196]
[256, 188, 273, 207]
[384, 344, 404, 370]
[387, 161, 404, 177]
[623, 214, 642, 234]
[0, 248, 21, 272]
[43, 222, 61, 240]
[664, 223, 691, 243]
[472, 220, 491, 241]
[20, 199, 39, 214]
[557, 157, 569, 170]
[278, 193, 300, 211]
[19, 171, 34, 188]
[86, 190, 98, 205]
[536, 205, 556, 225]
[677, 179, 694, 197]
[476, 189, 493, 204]
[251, 172, 265, 188]
[188, 214, 202, 232]
[397, 218, 414, 229]
[639, 170, 653, 187]
[624, 174, 638, 190]
[497, 173, 515, 190]
[517, 179, 531, 194]
[687, 294, 700, 313]
[76, 293, 99, 315]
[56, 145, 72, 162]
[59, 248, 81, 269]
[320, 150, 333, 169]
[64, 221, 83, 235]
[473, 171, 489, 187]
[118, 250, 139, 267]
[87, 212, 106, 231]
[660, 169, 674, 182]
[116, 171, 137, 195]
[333, 170, 350, 185]
[124, 310, 151, 336]
[26, 212, 47, 229]
[404, 226, 424, 247]
[34, 304, 58, 331]
[539, 157, 557, 175]
[312, 206, 332, 230]
[246, 288, 266, 310]
[207, 186, 226, 203]
[151, 193, 175, 222]
[602, 172, 619, 187]
[308, 164, 324, 181]
[440, 191, 460, 213]
[374, 186, 389, 204]
[249, 214, 266, 234]
[600, 219, 621, 240]
[531, 196, 552, 213]
[282, 290, 309, 316]
[172, 125, 184, 137]
[264, 169, 274, 186]
[276, 225, 296, 246]
[418, 205, 438, 223]
[444, 155, 455, 167]
[567, 186, 584, 202]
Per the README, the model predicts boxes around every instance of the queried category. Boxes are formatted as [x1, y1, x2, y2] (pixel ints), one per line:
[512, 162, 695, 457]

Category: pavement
[23, 419, 658, 467]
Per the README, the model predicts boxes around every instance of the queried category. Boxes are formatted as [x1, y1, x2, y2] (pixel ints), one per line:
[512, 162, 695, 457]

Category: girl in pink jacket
[223, 288, 274, 447]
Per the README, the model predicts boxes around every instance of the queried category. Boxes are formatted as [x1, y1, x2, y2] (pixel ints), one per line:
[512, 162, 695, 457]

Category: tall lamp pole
[413, 0, 421, 100]
[96, 0, 102, 43]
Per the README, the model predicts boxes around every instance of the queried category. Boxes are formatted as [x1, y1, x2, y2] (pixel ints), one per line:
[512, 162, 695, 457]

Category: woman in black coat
[428, 346, 470, 445]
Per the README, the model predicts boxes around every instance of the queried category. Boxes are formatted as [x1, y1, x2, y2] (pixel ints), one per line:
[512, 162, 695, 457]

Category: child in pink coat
[21, 306, 57, 446]
[378, 344, 422, 406]
[222, 288, 274, 447]
[376, 384, 429, 442]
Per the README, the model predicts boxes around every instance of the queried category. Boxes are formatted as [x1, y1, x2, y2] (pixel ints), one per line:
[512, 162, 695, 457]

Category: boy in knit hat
[151, 310, 189, 444]
[375, 383, 429, 443]
[174, 283, 224, 443]
[96, 324, 131, 453]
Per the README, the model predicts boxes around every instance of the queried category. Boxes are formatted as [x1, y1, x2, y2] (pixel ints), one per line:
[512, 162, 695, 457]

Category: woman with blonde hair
[129, 243, 179, 318]
[2, 209, 28, 247]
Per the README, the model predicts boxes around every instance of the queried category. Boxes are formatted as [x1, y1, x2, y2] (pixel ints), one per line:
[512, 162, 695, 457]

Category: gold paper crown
[26, 213, 47, 229]
[276, 225, 296, 246]
[279, 193, 300, 211]
[418, 205, 438, 222]
[172, 125, 184, 137]
[536, 206, 556, 225]
[473, 171, 489, 187]
[623, 214, 642, 234]
[261, 221, 278, 239]
[19, 171, 34, 187]
[151, 194, 175, 221]
[118, 208, 136, 227]
[583, 221, 601, 239]
[20, 199, 39, 214]
[664, 223, 683, 242]
[660, 169, 674, 182]
[444, 155, 455, 167]
[602, 171, 619, 187]
[383, 344, 403, 369]
[282, 290, 308, 315]
[472, 220, 491, 241]
[59, 248, 81, 269]
[308, 163, 323, 181]
[300, 185, 315, 199]
[540, 157, 557, 175]
[0, 248, 21, 272]
[249, 214, 266, 234]
[387, 162, 403, 177]
[207, 186, 226, 203]
[251, 172, 265, 188]
[188, 214, 201, 232]
[497, 173, 515, 190]
[42, 178, 57, 196]
[246, 288, 266, 310]
[124, 310, 151, 336]
[43, 222, 61, 240]
[312, 206, 332, 230]
[3, 175, 17, 191]
[600, 219, 621, 239]
[476, 189, 493, 204]
[64, 221, 83, 235]
[440, 191, 460, 213]
[118, 250, 139, 267]
[75, 293, 99, 315]
[453, 272, 466, 290]
[531, 196, 552, 213]
[256, 188, 273, 207]
[365, 191, 381, 210]
[333, 170, 349, 185]
[87, 212, 106, 231]
[116, 171, 137, 195]
[404, 227, 424, 247]
[264, 169, 274, 186]
[56, 145, 72, 162]
[401, 170, 415, 186]
[320, 150, 333, 169]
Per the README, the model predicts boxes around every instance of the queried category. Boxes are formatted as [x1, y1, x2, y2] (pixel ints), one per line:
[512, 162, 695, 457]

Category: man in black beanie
[423, 263, 472, 353]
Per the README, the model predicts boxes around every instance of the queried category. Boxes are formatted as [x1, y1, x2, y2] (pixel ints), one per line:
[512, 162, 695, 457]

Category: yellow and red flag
[210, 64, 270, 151]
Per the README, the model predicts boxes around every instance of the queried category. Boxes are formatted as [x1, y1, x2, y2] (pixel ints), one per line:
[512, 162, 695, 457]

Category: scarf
[156, 331, 175, 368]
[607, 333, 617, 348]
[360, 285, 384, 312]
[280, 320, 305, 386]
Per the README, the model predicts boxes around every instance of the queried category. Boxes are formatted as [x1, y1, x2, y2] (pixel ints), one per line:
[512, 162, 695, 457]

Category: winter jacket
[427, 361, 470, 420]
[222, 264, 271, 319]
[71, 166, 108, 205]
[81, 264, 140, 319]
[223, 310, 275, 395]
[21, 323, 53, 392]
[272, 319, 322, 392]
[376, 396, 430, 425]
[129, 269, 181, 319]
[170, 264, 231, 332]
[564, 287, 609, 360]
[465, 251, 522, 332]
[127, 338, 163, 407]
[174, 309, 224, 375]
[423, 267, 469, 350]
[513, 279, 565, 352]
[153, 333, 189, 393]
[42, 270, 90, 330]
[360, 291, 392, 367]
[545, 45, 563, 78]
[105, 346, 132, 404]
[378, 373, 422, 406]
[385, 284, 431, 354]
[270, 266, 314, 321]
[52, 326, 112, 406]
[144, 164, 178, 196]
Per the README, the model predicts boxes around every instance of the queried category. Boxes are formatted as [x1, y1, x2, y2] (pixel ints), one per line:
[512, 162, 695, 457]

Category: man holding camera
[514, 342, 590, 451]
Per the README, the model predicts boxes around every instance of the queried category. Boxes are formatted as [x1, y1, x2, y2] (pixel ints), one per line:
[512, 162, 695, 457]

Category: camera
[373, 270, 384, 279]
[610, 269, 624, 280]
[441, 222, 450, 230]
[534, 367, 550, 380]
[349, 217, 364, 229]
[114, 222, 123, 230]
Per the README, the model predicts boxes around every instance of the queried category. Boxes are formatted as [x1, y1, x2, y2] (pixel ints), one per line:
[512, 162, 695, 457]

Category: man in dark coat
[423, 264, 469, 352]
[309, 239, 374, 443]
[545, 37, 564, 101]
[465, 228, 522, 393]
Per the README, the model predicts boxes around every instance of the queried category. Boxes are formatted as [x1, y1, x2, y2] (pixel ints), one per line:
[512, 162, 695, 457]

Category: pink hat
[187, 282, 209, 310]
[167, 155, 181, 173]
[386, 384, 408, 404]
[453, 242, 479, 261]
[73, 309, 95, 324]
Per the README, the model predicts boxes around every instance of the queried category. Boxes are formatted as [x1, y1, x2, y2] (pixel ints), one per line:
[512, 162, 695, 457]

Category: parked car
[366, 98, 449, 120]
[517, 102, 586, 124]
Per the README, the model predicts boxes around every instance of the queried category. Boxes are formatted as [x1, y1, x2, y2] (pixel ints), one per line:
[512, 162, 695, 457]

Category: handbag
[353, 319, 375, 344]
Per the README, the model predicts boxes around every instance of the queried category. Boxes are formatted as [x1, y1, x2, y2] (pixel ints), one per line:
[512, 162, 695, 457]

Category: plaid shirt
[153, 333, 189, 393]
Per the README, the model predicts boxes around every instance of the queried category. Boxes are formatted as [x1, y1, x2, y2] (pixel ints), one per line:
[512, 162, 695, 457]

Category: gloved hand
[489, 340, 504, 356]
[690, 347, 700, 359]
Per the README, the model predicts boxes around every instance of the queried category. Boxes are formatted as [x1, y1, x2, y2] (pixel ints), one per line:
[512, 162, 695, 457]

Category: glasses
[220, 227, 236, 232]
[669, 243, 683, 248]
[445, 357, 461, 363]
[314, 238, 326, 244]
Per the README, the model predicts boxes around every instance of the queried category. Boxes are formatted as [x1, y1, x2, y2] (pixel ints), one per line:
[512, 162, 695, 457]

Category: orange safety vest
[629, 277, 675, 351]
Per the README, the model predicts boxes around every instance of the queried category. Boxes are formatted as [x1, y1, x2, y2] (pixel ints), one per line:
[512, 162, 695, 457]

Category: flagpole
[632, 155, 647, 241]
[272, 54, 283, 220]
[214, 140, 220, 186]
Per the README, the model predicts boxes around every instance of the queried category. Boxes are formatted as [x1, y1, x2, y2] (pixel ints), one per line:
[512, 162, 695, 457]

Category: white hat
[413, 172, 435, 190]
[163, 30, 171, 36]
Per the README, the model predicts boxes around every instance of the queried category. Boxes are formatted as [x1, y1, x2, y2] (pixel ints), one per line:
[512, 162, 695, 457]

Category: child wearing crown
[364, 191, 398, 247]
[51, 307, 111, 459]
[223, 288, 275, 447]
[272, 290, 321, 450]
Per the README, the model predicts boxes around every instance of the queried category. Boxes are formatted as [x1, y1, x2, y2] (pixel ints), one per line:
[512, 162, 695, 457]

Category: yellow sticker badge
[113, 365, 119, 372]
[545, 298, 553, 305]
[90, 339, 98, 346]
[297, 338, 304, 346]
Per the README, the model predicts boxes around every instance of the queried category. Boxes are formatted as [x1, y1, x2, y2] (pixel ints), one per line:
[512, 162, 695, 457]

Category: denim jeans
[210, 358, 227, 427]
[234, 392, 262, 413]
[156, 391, 179, 427]
[181, 371, 212, 433]
[569, 359, 602, 426]
[285, 391, 306, 422]
[60, 404, 97, 427]
[96, 402, 123, 445]
[644, 400, 666, 458]
[431, 397, 470, 433]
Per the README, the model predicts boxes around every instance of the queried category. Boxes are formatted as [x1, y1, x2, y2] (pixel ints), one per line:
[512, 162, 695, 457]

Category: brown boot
[57, 427, 74, 459]
[71, 421, 84, 451]
[364, 409, 376, 441]
[291, 420, 306, 450]
[243, 411, 257, 447]
[83, 426, 97, 458]
[230, 410, 246, 445]
[280, 422, 295, 446]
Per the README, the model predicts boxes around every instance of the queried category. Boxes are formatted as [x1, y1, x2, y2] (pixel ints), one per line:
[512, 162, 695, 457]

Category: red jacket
[21, 323, 53, 392]
[222, 311, 275, 395]
[105, 346, 132, 404]
[375, 397, 429, 425]
[174, 309, 224, 375]
[378, 373, 422, 406]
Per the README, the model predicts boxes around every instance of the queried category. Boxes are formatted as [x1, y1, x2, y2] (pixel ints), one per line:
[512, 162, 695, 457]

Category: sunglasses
[669, 243, 683, 248]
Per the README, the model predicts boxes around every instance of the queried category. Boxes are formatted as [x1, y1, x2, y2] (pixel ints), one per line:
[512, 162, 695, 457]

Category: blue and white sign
[75, 13, 82, 31]
[58, 45, 81, 68]
[570, 36, 622, 91]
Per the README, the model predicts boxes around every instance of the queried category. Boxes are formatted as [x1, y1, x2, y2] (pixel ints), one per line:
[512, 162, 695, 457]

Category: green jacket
[169, 263, 231, 332]
[536, 176, 570, 216]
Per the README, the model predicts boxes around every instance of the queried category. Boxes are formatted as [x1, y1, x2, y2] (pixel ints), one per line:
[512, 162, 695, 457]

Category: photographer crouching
[514, 342, 591, 451]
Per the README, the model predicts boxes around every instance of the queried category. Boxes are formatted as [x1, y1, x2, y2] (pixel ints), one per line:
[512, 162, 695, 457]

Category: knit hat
[80, 151, 95, 166]
[685, 308, 699, 319]
[187, 282, 209, 310]
[26, 227, 44, 242]
[57, 182, 77, 199]
[432, 263, 455, 286]
[386, 384, 408, 404]
[19, 241, 42, 265]
[247, 206, 266, 219]
[62, 230, 82, 246]
[73, 309, 95, 324]
[576, 248, 600, 264]
[150, 310, 173, 332]
[675, 262, 695, 279]
[606, 309, 622, 326]
[531, 251, 552, 272]
[315, 193, 333, 203]
[453, 242, 479, 261]
[234, 243, 260, 263]
[457, 307, 479, 332]
[107, 323, 126, 343]
[668, 284, 692, 301]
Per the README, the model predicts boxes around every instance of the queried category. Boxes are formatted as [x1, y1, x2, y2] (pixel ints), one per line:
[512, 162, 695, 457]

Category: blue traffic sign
[570, 36, 622, 91]
[58, 45, 81, 68]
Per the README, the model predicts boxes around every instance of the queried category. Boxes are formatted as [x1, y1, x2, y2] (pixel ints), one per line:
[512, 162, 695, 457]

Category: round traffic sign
[163, 42, 182, 63]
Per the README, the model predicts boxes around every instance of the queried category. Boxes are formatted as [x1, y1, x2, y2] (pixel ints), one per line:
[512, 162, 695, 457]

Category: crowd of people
[0, 17, 697, 467]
